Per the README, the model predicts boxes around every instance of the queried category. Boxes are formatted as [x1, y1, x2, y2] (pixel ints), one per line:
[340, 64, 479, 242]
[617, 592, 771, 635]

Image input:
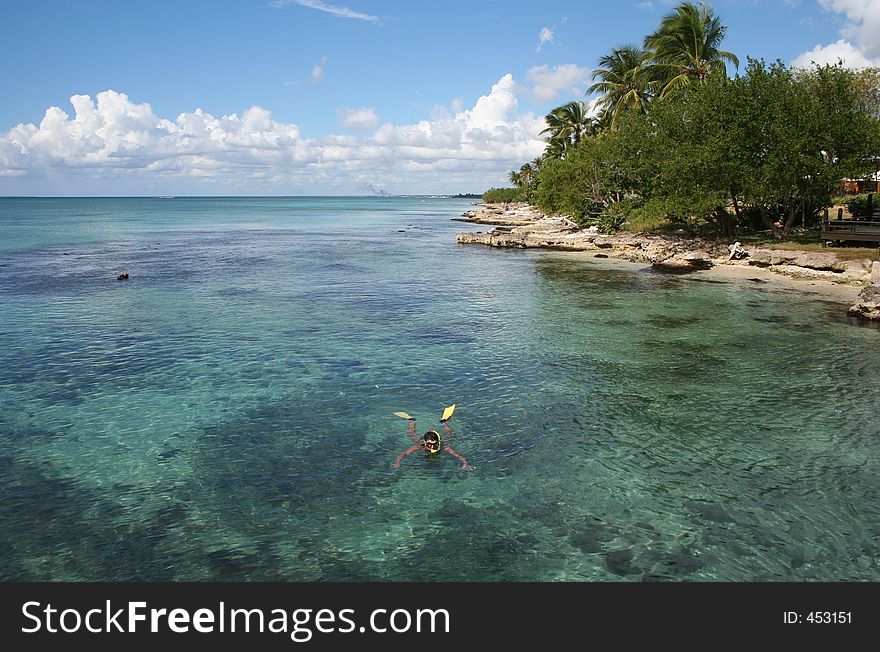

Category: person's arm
[442, 445, 473, 471]
[407, 418, 419, 441]
[393, 444, 422, 468]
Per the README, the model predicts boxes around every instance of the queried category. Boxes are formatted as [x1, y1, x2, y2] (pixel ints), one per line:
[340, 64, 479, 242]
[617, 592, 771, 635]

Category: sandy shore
[697, 261, 862, 302]
[455, 202, 879, 315]
[550, 249, 862, 304]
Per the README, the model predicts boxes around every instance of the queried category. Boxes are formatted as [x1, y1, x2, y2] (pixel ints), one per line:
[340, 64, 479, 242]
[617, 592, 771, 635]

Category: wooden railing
[821, 218, 880, 243]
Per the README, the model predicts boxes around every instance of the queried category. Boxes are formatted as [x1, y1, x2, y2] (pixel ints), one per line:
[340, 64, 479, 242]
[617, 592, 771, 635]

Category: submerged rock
[605, 548, 639, 576]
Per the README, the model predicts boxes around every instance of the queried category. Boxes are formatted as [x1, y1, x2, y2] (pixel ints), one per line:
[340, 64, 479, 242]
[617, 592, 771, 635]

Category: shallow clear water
[1, 196, 879, 581]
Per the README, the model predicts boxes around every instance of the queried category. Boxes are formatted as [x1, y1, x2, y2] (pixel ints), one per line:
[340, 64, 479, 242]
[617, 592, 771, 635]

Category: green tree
[508, 169, 524, 188]
[588, 46, 653, 130]
[640, 59, 880, 236]
[535, 59, 880, 236]
[508, 162, 537, 195]
[540, 101, 596, 159]
[644, 1, 739, 98]
[483, 187, 526, 203]
[850, 67, 880, 120]
[533, 134, 640, 227]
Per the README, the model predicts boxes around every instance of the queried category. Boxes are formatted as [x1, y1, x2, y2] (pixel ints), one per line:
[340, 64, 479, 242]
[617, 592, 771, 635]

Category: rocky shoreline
[455, 203, 880, 322]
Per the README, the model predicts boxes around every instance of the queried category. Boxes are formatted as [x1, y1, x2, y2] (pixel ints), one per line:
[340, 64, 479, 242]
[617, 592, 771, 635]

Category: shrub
[841, 193, 875, 217]
[482, 187, 526, 203]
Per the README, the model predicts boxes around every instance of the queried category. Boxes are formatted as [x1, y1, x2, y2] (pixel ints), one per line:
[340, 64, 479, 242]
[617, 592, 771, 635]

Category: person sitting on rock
[728, 241, 747, 260]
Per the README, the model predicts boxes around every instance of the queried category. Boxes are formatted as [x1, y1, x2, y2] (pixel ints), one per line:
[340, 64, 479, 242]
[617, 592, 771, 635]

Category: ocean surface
[1, 196, 879, 581]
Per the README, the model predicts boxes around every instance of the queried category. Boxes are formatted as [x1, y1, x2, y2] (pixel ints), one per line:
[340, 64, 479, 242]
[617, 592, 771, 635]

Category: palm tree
[508, 169, 524, 188]
[518, 162, 535, 186]
[543, 138, 567, 161]
[540, 101, 595, 158]
[509, 162, 536, 189]
[588, 46, 653, 131]
[644, 1, 739, 98]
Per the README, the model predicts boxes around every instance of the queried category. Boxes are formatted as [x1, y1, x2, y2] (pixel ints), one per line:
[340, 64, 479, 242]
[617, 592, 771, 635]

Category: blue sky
[1, 0, 878, 195]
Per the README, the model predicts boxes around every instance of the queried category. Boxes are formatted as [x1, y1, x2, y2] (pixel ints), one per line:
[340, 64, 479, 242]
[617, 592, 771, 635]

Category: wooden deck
[821, 218, 880, 244]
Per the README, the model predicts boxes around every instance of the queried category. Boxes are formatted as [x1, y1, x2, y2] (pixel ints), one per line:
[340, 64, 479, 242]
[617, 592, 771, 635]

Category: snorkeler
[392, 404, 474, 471]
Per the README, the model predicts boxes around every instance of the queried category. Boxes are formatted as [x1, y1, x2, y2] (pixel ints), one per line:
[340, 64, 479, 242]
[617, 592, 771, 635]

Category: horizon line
[0, 193, 483, 199]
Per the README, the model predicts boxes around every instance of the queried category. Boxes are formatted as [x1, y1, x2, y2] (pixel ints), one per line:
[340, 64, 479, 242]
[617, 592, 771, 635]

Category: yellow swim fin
[440, 404, 456, 422]
[394, 411, 413, 420]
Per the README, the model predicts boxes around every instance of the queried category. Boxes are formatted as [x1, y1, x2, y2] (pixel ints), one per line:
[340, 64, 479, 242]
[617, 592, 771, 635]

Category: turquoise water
[1, 196, 879, 581]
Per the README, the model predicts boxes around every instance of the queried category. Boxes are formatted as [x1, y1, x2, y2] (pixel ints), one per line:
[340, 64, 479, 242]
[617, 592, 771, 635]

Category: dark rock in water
[568, 530, 603, 554]
[661, 549, 705, 576]
[205, 549, 264, 580]
[398, 230, 406, 232]
[117, 273, 129, 280]
[568, 517, 613, 553]
[748, 277, 767, 283]
[157, 448, 181, 462]
[153, 504, 189, 527]
[690, 277, 728, 285]
[487, 538, 527, 558]
[645, 314, 701, 329]
[687, 500, 735, 524]
[754, 315, 789, 324]
[639, 543, 705, 577]
[605, 548, 638, 575]
[594, 253, 609, 258]
[641, 573, 668, 582]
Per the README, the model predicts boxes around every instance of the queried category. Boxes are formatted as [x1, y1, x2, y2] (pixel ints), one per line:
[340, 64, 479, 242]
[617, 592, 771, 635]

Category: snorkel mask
[424, 430, 441, 454]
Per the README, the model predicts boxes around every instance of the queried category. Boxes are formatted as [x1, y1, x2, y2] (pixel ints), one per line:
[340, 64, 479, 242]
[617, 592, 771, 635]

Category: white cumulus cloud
[792, 38, 878, 68]
[819, 0, 880, 58]
[525, 64, 592, 102]
[0, 76, 547, 194]
[338, 107, 380, 131]
[794, 0, 880, 68]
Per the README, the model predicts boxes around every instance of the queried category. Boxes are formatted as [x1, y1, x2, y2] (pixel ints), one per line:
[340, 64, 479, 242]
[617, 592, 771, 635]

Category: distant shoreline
[0, 194, 479, 200]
